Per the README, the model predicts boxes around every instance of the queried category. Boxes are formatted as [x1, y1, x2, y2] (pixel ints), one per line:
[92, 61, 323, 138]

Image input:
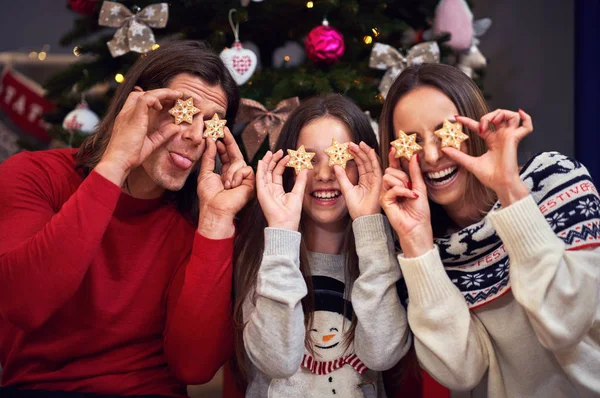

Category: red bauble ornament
[68, 0, 98, 16]
[305, 19, 345, 65]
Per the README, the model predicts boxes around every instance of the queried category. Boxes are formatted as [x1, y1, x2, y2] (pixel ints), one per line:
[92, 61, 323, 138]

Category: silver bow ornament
[369, 42, 440, 98]
[98, 1, 168, 58]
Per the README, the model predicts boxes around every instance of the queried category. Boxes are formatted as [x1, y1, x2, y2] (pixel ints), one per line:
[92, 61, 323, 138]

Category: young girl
[378, 63, 600, 397]
[232, 94, 411, 397]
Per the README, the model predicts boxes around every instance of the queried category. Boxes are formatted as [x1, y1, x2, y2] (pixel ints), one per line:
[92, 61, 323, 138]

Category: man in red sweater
[0, 41, 254, 397]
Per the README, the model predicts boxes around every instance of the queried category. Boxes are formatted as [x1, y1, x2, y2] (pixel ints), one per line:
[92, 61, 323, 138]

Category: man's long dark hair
[76, 41, 240, 223]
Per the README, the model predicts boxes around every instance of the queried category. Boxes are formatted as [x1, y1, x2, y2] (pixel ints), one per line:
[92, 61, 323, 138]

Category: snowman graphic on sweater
[269, 276, 370, 397]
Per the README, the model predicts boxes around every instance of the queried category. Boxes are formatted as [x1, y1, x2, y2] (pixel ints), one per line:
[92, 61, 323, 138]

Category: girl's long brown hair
[75, 41, 239, 223]
[379, 63, 496, 236]
[231, 94, 380, 384]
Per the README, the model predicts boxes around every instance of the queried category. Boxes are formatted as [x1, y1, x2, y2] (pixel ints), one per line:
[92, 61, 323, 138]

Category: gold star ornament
[286, 145, 315, 175]
[390, 130, 422, 161]
[324, 138, 355, 169]
[434, 119, 469, 150]
[168, 97, 200, 125]
[203, 113, 227, 141]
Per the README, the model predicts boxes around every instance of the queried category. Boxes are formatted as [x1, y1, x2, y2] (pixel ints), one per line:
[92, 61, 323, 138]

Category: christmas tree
[44, 0, 487, 164]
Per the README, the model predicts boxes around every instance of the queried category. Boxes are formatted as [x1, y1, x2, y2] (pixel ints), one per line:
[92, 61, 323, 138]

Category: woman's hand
[380, 149, 434, 258]
[444, 109, 533, 207]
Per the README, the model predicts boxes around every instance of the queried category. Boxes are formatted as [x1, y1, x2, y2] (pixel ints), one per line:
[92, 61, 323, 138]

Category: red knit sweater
[0, 149, 234, 397]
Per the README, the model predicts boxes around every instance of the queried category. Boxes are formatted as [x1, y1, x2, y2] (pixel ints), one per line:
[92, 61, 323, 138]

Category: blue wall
[575, 0, 600, 181]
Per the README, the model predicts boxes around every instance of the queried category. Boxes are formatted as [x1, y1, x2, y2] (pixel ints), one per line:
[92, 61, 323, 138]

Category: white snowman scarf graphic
[269, 276, 370, 397]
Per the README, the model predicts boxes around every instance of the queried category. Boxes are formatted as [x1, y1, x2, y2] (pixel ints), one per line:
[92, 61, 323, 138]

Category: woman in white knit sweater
[377, 63, 600, 397]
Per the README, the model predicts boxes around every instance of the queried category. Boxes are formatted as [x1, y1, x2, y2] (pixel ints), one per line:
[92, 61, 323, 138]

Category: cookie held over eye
[434, 119, 469, 150]
[324, 138, 354, 169]
[203, 113, 227, 141]
[286, 145, 316, 175]
[168, 98, 201, 125]
[390, 130, 422, 161]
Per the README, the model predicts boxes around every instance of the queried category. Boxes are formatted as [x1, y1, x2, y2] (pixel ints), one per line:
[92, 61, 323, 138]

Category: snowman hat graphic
[298, 275, 368, 380]
[313, 275, 353, 321]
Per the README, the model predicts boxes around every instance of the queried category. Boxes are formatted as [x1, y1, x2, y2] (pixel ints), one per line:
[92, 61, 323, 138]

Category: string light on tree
[115, 73, 124, 83]
[273, 41, 305, 68]
[306, 1, 314, 8]
[363, 35, 373, 44]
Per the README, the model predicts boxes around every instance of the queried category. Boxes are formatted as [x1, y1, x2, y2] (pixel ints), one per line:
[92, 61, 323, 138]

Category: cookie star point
[434, 119, 469, 150]
[203, 113, 227, 141]
[390, 130, 422, 161]
[324, 138, 354, 169]
[168, 97, 200, 125]
[286, 145, 315, 175]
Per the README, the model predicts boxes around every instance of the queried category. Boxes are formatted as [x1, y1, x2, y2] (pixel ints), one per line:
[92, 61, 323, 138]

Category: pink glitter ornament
[305, 19, 345, 65]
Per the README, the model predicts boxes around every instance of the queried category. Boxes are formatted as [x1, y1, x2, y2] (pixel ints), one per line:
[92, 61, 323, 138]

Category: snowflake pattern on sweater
[398, 152, 600, 309]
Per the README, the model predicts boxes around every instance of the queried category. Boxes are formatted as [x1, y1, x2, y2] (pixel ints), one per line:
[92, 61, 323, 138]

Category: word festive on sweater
[0, 68, 54, 142]
[302, 353, 367, 376]
[434, 119, 469, 150]
[236, 97, 300, 160]
[286, 145, 315, 175]
[98, 1, 168, 57]
[168, 98, 200, 125]
[538, 180, 599, 215]
[324, 138, 354, 169]
[369, 41, 440, 98]
[391, 130, 422, 161]
[203, 114, 227, 141]
[397, 152, 600, 309]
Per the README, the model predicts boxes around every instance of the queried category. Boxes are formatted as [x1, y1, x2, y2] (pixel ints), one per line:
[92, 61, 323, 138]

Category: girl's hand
[334, 142, 382, 219]
[256, 150, 307, 231]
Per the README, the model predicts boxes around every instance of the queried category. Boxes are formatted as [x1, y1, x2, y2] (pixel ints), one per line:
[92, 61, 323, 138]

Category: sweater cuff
[398, 246, 460, 307]
[264, 228, 301, 259]
[192, 230, 235, 262]
[488, 195, 561, 264]
[83, 170, 123, 212]
[352, 214, 389, 245]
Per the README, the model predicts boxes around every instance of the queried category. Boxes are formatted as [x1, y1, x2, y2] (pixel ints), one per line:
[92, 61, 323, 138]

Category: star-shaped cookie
[286, 145, 315, 175]
[168, 97, 200, 125]
[434, 119, 469, 150]
[203, 113, 227, 141]
[324, 138, 354, 169]
[390, 130, 422, 161]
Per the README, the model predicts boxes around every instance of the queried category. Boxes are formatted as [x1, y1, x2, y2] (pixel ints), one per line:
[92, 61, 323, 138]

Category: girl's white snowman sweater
[242, 214, 411, 397]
